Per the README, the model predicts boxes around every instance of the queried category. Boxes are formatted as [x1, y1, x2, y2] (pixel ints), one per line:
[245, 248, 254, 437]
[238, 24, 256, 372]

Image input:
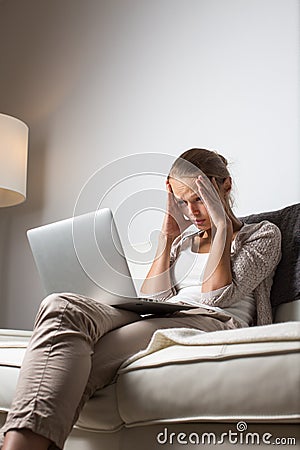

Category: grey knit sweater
[151, 221, 282, 326]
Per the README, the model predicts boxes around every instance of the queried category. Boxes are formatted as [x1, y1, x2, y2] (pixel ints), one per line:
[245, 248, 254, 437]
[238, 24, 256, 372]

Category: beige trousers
[0, 292, 240, 449]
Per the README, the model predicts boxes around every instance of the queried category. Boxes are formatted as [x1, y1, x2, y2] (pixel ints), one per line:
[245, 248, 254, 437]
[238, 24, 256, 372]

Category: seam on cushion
[118, 348, 300, 373]
[122, 414, 300, 428]
[73, 423, 125, 433]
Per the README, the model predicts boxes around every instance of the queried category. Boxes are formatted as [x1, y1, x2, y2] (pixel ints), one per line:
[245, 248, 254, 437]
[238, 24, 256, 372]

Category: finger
[196, 176, 219, 199]
[195, 177, 210, 197]
[195, 175, 211, 193]
[195, 176, 205, 189]
[197, 174, 215, 190]
[196, 173, 212, 184]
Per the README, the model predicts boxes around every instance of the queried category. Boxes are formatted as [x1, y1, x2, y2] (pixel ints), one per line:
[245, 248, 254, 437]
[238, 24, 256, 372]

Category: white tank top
[167, 238, 256, 326]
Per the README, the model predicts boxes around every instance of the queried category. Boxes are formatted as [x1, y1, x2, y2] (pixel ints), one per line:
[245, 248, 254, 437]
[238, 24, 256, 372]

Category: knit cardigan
[147, 221, 282, 326]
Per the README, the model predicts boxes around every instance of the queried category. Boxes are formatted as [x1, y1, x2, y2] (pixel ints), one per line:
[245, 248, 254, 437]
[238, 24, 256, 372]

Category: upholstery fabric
[240, 203, 300, 307]
[1, 322, 300, 430]
[117, 322, 300, 425]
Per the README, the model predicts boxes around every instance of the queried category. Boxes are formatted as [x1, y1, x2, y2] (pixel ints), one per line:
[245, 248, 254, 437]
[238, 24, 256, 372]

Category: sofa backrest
[240, 203, 300, 309]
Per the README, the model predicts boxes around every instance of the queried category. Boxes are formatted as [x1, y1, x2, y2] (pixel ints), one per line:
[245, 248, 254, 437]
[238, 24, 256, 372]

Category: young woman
[1, 148, 281, 450]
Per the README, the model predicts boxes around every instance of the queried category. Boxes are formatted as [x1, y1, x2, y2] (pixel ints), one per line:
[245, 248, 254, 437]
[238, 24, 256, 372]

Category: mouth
[193, 219, 206, 226]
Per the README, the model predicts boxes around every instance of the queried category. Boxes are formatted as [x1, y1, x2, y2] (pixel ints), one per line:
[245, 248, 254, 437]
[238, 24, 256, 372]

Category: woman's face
[169, 177, 212, 231]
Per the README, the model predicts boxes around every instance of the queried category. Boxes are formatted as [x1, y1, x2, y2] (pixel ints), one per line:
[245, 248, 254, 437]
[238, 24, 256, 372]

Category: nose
[188, 202, 200, 216]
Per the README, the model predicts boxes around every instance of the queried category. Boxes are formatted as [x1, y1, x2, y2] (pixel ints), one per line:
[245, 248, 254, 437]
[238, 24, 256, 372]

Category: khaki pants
[0, 293, 240, 449]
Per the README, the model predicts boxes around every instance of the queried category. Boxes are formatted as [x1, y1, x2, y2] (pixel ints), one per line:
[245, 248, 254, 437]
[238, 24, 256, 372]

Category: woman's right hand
[161, 180, 192, 240]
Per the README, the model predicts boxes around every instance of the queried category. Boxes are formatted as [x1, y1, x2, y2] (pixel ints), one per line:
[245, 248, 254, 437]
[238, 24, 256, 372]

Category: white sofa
[1, 204, 300, 449]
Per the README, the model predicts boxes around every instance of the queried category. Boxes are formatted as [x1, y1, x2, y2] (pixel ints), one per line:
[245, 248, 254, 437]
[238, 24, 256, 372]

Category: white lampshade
[0, 113, 29, 207]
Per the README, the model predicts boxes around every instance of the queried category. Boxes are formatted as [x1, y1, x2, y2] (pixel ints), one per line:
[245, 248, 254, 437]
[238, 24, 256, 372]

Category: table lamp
[0, 113, 29, 207]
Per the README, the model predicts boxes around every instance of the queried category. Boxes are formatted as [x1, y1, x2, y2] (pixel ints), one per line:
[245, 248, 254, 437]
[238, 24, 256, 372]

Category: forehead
[169, 177, 198, 198]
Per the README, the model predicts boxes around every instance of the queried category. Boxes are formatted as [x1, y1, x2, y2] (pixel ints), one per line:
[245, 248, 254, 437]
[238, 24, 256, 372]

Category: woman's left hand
[195, 174, 231, 231]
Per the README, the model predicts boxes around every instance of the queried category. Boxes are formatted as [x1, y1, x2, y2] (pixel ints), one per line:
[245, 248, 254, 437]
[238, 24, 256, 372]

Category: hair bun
[217, 153, 228, 167]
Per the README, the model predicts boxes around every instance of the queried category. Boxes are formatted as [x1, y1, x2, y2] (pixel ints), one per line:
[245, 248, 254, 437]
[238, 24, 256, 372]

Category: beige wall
[0, 0, 299, 329]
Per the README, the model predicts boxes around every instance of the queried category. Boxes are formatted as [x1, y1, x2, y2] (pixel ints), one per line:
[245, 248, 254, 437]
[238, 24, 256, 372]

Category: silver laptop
[27, 208, 196, 314]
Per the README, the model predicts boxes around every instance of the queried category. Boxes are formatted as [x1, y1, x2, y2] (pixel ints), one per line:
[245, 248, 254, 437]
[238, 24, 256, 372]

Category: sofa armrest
[274, 299, 300, 323]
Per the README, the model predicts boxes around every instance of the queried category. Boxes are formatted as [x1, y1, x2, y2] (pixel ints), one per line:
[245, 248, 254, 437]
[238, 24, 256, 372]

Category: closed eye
[175, 197, 203, 206]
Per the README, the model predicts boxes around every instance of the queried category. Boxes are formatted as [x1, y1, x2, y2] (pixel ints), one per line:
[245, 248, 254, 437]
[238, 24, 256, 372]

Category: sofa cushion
[76, 384, 123, 432]
[0, 323, 299, 432]
[117, 322, 300, 426]
[0, 330, 123, 432]
[0, 330, 31, 412]
[240, 203, 300, 307]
